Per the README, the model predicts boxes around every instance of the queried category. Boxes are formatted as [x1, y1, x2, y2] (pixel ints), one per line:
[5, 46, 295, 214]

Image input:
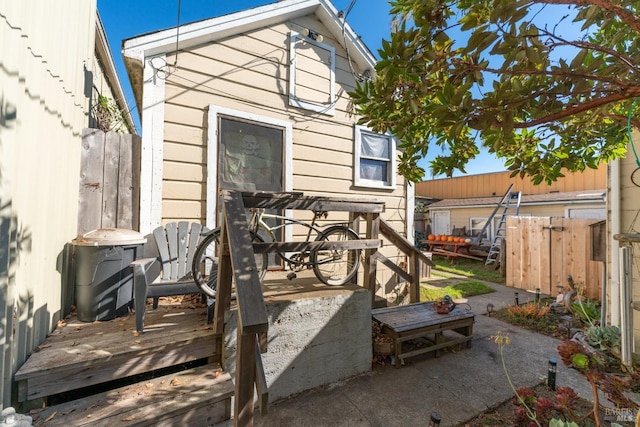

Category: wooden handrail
[379, 219, 433, 266]
[241, 191, 385, 212]
[378, 218, 434, 303]
[255, 342, 269, 415]
[217, 191, 270, 426]
[252, 238, 380, 253]
[222, 191, 269, 334]
[372, 252, 412, 282]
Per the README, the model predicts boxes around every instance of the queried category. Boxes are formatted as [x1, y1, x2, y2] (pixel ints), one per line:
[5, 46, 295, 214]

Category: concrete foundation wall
[224, 289, 372, 402]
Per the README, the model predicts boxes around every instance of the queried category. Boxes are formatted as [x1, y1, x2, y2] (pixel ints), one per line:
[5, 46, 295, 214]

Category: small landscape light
[548, 358, 557, 391]
[486, 303, 494, 317]
[535, 288, 541, 303]
[428, 412, 441, 427]
[514, 291, 519, 306]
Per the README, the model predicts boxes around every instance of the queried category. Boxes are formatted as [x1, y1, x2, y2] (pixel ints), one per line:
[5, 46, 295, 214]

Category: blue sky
[97, 0, 507, 177]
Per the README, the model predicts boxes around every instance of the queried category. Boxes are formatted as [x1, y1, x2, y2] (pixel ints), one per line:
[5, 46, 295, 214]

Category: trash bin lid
[74, 228, 147, 246]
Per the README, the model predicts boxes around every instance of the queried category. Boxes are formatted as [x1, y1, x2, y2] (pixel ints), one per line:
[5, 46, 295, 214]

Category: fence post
[78, 130, 141, 234]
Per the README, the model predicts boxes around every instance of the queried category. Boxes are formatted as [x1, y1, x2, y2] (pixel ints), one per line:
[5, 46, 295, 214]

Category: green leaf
[550, 420, 580, 427]
[350, 0, 635, 183]
[571, 353, 589, 370]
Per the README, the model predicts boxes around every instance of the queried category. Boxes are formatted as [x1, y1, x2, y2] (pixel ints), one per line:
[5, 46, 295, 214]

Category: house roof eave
[122, 0, 377, 114]
[427, 190, 606, 210]
[96, 12, 137, 133]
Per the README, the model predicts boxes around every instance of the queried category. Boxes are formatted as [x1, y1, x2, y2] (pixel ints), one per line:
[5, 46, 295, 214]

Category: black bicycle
[192, 208, 361, 297]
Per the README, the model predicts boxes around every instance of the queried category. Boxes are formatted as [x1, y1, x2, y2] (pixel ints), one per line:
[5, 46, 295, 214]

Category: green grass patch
[420, 280, 495, 301]
[431, 257, 505, 284]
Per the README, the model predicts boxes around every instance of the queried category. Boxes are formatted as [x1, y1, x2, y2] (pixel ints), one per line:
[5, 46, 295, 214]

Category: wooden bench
[372, 302, 474, 367]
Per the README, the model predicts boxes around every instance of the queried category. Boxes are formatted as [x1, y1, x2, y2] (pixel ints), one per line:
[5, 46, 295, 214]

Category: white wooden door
[432, 210, 450, 235]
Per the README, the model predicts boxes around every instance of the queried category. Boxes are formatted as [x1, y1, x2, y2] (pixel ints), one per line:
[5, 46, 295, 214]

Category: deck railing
[213, 191, 269, 425]
[215, 190, 386, 425]
[377, 218, 434, 303]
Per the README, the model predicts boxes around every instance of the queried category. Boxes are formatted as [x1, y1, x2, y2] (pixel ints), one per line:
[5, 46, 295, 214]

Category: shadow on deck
[16, 270, 363, 426]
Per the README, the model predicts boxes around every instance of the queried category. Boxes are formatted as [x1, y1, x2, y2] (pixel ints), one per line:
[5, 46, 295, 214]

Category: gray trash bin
[73, 228, 146, 322]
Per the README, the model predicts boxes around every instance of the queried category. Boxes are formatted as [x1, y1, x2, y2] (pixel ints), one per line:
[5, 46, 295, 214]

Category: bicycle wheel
[192, 228, 268, 298]
[312, 226, 360, 285]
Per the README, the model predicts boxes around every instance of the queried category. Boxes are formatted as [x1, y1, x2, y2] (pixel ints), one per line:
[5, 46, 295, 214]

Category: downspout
[610, 159, 621, 327]
[406, 183, 415, 245]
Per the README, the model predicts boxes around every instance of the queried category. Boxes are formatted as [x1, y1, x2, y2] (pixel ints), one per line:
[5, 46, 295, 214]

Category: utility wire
[340, 0, 371, 83]
[174, 0, 182, 69]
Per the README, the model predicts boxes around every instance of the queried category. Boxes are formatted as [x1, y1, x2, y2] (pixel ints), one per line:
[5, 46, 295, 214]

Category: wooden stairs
[15, 300, 234, 426]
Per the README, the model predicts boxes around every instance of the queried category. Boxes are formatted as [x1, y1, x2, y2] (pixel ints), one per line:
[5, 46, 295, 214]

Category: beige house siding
[609, 131, 640, 350]
[174, 24, 404, 289]
[0, 0, 97, 407]
[159, 19, 401, 210]
[125, 2, 410, 297]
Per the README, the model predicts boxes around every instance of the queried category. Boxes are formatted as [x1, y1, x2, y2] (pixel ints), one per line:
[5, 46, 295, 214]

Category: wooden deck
[17, 270, 346, 395]
[16, 269, 368, 425]
[15, 296, 230, 426]
[16, 298, 218, 401]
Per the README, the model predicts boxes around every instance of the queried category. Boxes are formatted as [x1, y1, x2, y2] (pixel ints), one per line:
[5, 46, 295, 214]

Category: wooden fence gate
[505, 216, 603, 300]
[78, 129, 141, 234]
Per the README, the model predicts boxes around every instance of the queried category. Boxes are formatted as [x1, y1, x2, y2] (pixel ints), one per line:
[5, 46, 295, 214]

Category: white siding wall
[613, 131, 640, 352]
[0, 0, 96, 407]
[430, 202, 603, 243]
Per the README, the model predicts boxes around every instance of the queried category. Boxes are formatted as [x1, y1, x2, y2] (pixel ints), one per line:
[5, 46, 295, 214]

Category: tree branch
[474, 63, 630, 87]
[512, 88, 640, 128]
[534, 0, 640, 34]
[538, 29, 640, 75]
[608, 114, 640, 129]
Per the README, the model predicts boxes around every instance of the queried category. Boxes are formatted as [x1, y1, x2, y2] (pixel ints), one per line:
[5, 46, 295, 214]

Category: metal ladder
[485, 188, 521, 266]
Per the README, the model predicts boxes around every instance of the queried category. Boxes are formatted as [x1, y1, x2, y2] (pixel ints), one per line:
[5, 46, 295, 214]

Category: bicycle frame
[192, 207, 362, 291]
[247, 208, 350, 271]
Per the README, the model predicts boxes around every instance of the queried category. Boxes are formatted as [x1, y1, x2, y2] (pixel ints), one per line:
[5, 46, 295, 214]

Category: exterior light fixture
[428, 412, 441, 427]
[486, 303, 494, 317]
[535, 288, 541, 303]
[548, 358, 557, 391]
[301, 28, 323, 43]
[514, 291, 519, 306]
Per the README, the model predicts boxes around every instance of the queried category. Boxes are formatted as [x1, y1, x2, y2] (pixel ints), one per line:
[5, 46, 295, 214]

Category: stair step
[31, 364, 234, 426]
[16, 308, 219, 402]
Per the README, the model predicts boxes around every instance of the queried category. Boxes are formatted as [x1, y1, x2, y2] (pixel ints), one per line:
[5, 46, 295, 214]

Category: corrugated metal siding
[417, 167, 606, 199]
[0, 0, 97, 407]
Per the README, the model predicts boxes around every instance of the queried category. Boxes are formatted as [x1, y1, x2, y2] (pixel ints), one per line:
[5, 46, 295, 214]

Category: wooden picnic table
[421, 240, 485, 262]
[372, 302, 475, 367]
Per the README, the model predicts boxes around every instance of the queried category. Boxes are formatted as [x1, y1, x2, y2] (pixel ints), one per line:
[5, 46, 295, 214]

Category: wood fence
[78, 129, 141, 234]
[505, 216, 603, 300]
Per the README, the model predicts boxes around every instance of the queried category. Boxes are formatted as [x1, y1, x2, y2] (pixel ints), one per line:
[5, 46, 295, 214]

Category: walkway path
[246, 278, 601, 426]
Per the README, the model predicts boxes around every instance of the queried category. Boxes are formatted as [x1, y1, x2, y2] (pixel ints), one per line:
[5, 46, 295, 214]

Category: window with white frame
[354, 126, 396, 189]
[288, 31, 335, 115]
[470, 217, 491, 242]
